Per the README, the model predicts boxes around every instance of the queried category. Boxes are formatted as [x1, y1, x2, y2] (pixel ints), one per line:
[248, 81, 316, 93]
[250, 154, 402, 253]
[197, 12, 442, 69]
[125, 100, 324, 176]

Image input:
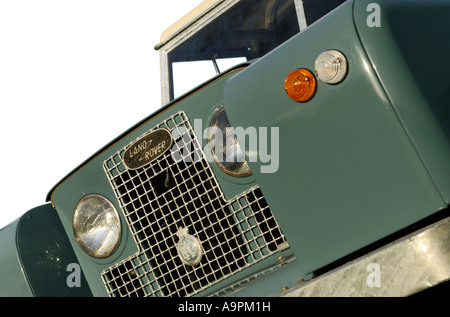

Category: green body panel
[223, 0, 446, 273]
[16, 204, 92, 296]
[0, 219, 33, 297]
[353, 0, 450, 204]
[0, 204, 91, 296]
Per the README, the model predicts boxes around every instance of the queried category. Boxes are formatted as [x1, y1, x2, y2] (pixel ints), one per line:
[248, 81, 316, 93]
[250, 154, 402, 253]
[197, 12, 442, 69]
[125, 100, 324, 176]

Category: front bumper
[282, 214, 450, 296]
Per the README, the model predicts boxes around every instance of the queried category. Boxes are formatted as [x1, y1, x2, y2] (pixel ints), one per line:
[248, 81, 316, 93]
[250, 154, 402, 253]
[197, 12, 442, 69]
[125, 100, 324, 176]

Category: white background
[0, 0, 204, 229]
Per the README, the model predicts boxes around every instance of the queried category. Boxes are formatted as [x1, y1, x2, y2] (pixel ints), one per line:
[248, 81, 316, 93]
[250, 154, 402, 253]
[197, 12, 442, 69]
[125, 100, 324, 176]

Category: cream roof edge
[155, 0, 220, 50]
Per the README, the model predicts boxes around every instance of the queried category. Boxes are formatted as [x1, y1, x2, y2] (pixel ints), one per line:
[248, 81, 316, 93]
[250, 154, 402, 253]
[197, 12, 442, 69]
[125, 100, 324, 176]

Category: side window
[171, 57, 247, 98]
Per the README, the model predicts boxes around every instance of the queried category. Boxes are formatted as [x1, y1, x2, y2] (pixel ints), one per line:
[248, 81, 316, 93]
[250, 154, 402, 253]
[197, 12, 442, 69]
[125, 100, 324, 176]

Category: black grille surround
[101, 111, 288, 297]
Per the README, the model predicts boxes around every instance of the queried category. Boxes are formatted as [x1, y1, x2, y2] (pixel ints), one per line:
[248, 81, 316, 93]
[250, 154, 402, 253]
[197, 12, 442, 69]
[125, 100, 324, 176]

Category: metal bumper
[281, 215, 450, 297]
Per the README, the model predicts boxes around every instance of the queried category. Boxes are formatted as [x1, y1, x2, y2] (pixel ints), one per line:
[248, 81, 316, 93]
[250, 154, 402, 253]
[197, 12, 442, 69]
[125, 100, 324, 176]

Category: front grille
[101, 111, 287, 297]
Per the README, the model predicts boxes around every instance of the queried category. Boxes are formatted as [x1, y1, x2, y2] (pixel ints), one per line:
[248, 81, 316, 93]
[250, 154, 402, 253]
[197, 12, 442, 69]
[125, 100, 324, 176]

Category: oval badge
[123, 128, 173, 170]
[176, 227, 203, 266]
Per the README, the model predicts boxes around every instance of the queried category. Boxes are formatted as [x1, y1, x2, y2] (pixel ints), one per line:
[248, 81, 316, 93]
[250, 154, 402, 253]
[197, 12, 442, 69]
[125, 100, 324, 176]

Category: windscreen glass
[168, 0, 345, 99]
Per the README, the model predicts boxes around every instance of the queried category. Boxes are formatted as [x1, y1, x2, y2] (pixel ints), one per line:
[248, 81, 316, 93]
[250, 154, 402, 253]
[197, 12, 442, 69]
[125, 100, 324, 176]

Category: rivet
[277, 256, 286, 263]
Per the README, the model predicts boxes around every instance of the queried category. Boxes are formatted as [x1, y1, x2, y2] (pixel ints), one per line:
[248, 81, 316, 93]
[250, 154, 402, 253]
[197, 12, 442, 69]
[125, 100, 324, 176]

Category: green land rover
[1, 0, 449, 297]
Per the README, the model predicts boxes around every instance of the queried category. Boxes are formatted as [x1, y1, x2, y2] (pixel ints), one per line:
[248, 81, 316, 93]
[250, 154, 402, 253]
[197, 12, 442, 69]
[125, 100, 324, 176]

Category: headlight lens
[208, 108, 252, 177]
[73, 194, 121, 258]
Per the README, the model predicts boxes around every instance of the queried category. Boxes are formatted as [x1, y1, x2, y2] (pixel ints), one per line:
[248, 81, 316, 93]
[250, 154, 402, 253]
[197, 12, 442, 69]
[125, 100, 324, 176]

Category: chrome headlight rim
[72, 193, 122, 259]
[207, 107, 253, 178]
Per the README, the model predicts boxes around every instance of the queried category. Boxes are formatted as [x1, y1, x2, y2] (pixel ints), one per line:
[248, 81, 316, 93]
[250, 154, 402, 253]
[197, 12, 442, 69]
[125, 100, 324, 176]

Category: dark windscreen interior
[169, 0, 299, 63]
[303, 0, 346, 25]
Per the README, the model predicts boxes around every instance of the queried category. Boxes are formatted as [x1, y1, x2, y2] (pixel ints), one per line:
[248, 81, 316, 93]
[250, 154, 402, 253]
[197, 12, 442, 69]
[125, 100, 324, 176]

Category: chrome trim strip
[294, 0, 308, 31]
[156, 0, 240, 105]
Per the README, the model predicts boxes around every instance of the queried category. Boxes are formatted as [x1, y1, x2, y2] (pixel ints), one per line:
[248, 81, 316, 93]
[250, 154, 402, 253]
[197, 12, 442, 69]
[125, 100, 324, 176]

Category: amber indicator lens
[284, 68, 317, 102]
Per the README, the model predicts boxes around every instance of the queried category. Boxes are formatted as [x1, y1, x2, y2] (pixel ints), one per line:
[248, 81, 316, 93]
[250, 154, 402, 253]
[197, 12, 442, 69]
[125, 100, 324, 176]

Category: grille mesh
[101, 111, 287, 297]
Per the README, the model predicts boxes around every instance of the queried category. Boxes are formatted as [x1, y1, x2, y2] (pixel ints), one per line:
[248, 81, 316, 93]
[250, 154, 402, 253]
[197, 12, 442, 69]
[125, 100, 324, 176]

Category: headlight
[207, 108, 252, 177]
[73, 194, 121, 258]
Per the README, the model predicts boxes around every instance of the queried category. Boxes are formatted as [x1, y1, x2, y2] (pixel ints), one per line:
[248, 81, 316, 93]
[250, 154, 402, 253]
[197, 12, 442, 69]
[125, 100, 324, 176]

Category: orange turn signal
[284, 68, 316, 102]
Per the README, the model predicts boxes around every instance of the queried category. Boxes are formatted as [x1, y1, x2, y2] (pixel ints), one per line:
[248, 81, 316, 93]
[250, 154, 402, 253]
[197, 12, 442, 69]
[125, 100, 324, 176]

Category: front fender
[353, 0, 450, 203]
[0, 219, 32, 296]
[223, 0, 445, 273]
[0, 204, 92, 296]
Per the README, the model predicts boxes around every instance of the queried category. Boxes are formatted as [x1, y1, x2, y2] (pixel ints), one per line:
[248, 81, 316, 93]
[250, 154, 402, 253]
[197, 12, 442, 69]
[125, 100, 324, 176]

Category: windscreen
[168, 0, 345, 99]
